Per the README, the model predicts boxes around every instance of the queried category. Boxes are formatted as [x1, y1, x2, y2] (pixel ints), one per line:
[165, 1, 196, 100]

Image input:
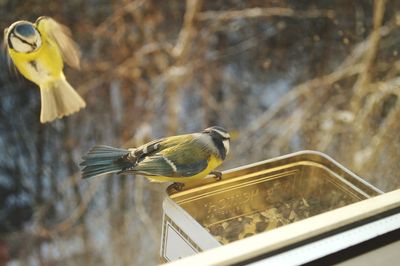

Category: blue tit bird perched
[3, 16, 86, 123]
[80, 126, 230, 185]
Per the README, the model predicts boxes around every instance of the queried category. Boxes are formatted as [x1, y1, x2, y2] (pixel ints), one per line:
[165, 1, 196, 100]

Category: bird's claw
[167, 182, 185, 194]
[210, 171, 222, 181]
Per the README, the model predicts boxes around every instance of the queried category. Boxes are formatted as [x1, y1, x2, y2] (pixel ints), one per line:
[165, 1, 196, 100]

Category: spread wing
[3, 28, 8, 50]
[132, 138, 209, 178]
[3, 27, 16, 72]
[35, 16, 81, 69]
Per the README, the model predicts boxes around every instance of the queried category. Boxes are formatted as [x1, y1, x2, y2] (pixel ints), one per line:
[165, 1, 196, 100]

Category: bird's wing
[35, 16, 81, 69]
[133, 138, 209, 178]
[132, 134, 196, 159]
[3, 28, 16, 72]
[3, 28, 8, 50]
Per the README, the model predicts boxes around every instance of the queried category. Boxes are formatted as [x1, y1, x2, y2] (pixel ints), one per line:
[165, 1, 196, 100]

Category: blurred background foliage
[0, 0, 400, 265]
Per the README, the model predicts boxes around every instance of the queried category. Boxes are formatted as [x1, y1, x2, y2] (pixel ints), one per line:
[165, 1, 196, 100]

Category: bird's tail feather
[80, 145, 131, 179]
[40, 77, 86, 123]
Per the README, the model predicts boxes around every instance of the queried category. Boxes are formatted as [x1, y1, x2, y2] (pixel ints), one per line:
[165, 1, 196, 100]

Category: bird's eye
[14, 24, 36, 38]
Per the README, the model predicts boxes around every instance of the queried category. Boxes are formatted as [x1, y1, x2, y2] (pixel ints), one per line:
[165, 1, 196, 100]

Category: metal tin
[160, 150, 383, 262]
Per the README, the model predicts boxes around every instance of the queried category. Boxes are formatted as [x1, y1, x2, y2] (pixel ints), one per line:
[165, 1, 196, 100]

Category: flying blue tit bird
[80, 126, 231, 185]
[3, 16, 86, 123]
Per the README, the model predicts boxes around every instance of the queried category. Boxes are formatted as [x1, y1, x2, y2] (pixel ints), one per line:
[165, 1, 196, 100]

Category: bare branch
[172, 0, 203, 59]
[351, 0, 388, 110]
[197, 7, 335, 21]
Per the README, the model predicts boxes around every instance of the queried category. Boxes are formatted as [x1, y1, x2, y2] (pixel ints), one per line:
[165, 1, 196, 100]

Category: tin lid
[164, 151, 383, 245]
[164, 189, 400, 266]
[168, 150, 383, 198]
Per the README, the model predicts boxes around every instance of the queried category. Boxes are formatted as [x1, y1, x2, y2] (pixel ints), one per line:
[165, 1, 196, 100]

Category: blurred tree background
[0, 0, 400, 265]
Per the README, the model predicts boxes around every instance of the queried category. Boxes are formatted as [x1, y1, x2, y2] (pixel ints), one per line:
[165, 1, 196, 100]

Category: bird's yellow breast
[146, 154, 223, 183]
[8, 35, 64, 86]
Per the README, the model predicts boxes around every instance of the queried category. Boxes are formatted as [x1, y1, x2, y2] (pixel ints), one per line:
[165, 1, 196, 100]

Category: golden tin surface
[166, 151, 383, 245]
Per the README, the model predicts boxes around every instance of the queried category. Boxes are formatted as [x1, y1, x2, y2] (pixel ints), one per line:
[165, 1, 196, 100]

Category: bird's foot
[210, 171, 222, 181]
[167, 182, 185, 194]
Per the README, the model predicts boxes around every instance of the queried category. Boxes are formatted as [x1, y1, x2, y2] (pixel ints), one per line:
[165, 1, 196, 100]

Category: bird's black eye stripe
[10, 32, 36, 47]
[214, 132, 230, 140]
[17, 35, 34, 46]
[7, 33, 14, 48]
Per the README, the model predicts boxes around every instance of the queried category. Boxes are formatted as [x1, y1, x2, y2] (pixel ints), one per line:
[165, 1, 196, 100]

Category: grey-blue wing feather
[132, 139, 210, 177]
[133, 155, 208, 177]
[131, 155, 174, 176]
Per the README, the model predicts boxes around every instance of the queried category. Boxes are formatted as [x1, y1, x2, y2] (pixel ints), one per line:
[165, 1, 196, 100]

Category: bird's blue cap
[14, 23, 36, 37]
